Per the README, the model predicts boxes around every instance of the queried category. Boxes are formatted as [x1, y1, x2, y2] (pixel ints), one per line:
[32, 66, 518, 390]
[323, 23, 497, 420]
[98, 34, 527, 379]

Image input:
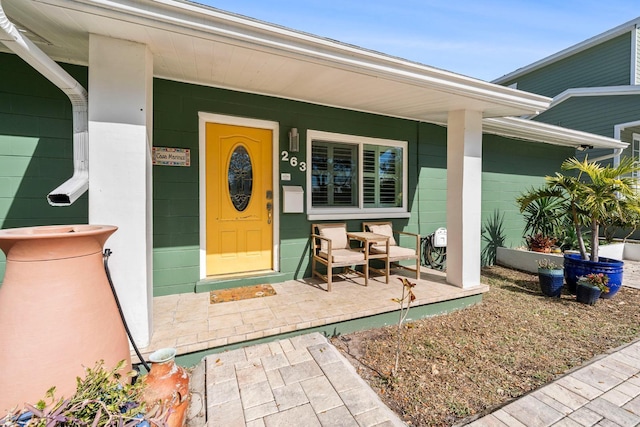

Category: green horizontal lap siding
[414, 123, 447, 235]
[533, 95, 640, 137]
[502, 33, 632, 97]
[481, 134, 575, 254]
[0, 53, 88, 283]
[153, 246, 200, 296]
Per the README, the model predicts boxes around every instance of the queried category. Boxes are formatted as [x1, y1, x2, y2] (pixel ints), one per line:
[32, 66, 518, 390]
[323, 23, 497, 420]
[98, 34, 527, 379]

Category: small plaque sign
[152, 147, 190, 167]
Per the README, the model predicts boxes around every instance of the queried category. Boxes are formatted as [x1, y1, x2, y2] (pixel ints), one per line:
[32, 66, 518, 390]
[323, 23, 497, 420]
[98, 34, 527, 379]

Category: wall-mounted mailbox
[282, 186, 304, 213]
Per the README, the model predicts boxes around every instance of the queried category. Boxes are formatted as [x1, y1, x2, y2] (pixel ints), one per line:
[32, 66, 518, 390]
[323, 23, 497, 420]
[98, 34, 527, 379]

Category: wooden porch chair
[311, 223, 368, 292]
[362, 221, 420, 279]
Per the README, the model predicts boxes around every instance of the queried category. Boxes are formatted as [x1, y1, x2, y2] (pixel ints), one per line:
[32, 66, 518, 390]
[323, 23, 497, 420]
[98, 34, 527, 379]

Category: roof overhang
[484, 117, 628, 149]
[0, 0, 550, 123]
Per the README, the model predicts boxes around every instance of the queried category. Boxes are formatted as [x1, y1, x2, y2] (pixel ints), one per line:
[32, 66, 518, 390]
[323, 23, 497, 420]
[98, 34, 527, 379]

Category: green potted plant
[517, 156, 640, 297]
[576, 273, 609, 305]
[536, 259, 564, 297]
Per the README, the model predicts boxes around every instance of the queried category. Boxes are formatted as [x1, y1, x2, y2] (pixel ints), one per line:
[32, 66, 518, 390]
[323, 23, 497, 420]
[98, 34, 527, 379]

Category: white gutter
[483, 117, 628, 150]
[0, 0, 88, 206]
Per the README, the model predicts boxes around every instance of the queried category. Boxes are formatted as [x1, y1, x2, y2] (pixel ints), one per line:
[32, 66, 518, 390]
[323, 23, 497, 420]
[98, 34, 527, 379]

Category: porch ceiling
[1, 0, 550, 123]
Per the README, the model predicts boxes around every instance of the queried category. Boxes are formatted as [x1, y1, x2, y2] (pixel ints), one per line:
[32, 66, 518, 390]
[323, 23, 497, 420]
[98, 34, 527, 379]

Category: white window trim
[306, 130, 409, 220]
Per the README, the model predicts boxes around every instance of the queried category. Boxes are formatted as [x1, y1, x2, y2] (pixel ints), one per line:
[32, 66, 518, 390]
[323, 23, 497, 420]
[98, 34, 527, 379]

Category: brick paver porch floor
[138, 266, 488, 361]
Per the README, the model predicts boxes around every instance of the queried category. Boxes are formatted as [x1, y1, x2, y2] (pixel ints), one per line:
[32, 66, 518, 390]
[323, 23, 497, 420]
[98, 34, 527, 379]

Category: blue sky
[195, 0, 637, 81]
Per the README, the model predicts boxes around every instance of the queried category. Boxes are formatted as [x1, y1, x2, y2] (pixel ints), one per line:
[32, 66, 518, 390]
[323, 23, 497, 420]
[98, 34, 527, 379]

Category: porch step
[194, 271, 288, 293]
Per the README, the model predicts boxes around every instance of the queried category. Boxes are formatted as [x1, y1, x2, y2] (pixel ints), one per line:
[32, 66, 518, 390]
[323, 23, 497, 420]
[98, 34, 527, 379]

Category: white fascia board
[493, 17, 640, 85]
[48, 0, 550, 114]
[483, 117, 628, 149]
[551, 85, 640, 106]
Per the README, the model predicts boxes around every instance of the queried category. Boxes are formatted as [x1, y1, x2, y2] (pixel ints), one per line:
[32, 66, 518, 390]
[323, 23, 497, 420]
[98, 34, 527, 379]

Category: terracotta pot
[142, 348, 190, 427]
[0, 225, 130, 412]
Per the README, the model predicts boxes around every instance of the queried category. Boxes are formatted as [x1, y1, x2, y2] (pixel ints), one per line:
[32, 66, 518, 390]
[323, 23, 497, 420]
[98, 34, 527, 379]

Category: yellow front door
[206, 123, 273, 275]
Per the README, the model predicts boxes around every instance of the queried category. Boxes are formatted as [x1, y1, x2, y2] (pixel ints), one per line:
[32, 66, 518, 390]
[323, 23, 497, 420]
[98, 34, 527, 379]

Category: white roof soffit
[484, 117, 628, 149]
[1, 0, 550, 123]
[493, 16, 640, 84]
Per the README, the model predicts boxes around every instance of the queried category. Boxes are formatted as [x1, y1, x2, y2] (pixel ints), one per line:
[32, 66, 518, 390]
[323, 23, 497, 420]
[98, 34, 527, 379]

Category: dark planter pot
[576, 282, 602, 305]
[563, 253, 623, 298]
[538, 268, 564, 297]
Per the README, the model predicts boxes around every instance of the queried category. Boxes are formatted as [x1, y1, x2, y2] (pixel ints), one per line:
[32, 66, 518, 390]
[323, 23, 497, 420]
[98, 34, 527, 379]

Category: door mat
[210, 284, 276, 304]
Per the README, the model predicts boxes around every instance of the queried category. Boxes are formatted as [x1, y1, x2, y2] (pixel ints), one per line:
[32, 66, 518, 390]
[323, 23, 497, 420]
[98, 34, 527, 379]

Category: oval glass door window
[228, 145, 253, 211]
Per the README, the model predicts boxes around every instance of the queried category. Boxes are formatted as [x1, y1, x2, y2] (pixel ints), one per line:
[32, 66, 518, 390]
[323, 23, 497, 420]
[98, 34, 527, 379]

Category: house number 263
[281, 151, 307, 172]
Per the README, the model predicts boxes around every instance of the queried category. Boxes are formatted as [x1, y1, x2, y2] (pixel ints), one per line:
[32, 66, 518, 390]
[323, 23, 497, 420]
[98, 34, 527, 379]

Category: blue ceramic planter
[538, 268, 564, 297]
[576, 282, 602, 305]
[564, 253, 623, 298]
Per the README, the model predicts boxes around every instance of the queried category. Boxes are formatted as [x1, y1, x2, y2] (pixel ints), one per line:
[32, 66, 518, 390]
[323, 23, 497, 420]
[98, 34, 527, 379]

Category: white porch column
[446, 110, 483, 288]
[88, 35, 153, 347]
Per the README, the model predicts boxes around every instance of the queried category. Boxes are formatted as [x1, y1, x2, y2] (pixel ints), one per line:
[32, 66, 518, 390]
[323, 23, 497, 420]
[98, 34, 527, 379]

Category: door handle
[266, 202, 273, 224]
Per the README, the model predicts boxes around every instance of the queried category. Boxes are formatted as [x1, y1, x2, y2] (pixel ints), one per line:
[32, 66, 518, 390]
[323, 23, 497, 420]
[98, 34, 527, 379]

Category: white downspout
[589, 147, 624, 165]
[0, 0, 88, 206]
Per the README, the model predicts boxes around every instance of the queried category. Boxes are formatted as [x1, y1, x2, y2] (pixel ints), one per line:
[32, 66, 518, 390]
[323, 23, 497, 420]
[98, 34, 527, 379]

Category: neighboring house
[493, 17, 640, 166]
[0, 0, 625, 347]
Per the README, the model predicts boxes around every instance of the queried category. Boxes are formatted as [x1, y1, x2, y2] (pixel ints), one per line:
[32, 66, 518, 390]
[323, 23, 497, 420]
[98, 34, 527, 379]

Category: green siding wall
[502, 33, 632, 97]
[0, 53, 88, 281]
[533, 95, 640, 137]
[482, 134, 575, 252]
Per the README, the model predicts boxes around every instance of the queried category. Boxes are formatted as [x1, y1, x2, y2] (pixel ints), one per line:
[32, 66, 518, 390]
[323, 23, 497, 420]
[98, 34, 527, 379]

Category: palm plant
[517, 156, 640, 262]
[520, 196, 566, 239]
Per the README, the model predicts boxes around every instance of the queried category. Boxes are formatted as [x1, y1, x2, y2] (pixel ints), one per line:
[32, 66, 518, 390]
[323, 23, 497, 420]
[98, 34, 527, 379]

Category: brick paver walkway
[467, 339, 640, 427]
[202, 333, 405, 426]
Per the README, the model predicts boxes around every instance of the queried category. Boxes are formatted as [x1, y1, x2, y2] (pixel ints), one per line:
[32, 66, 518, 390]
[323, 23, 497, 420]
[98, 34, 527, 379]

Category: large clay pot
[142, 348, 190, 427]
[0, 225, 130, 412]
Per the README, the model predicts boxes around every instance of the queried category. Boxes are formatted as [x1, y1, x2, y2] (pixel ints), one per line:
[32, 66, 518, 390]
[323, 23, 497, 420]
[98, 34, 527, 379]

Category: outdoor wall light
[289, 127, 299, 152]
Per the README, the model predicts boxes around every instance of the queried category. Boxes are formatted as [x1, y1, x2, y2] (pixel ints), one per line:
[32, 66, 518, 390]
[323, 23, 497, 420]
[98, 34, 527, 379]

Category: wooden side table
[347, 231, 390, 284]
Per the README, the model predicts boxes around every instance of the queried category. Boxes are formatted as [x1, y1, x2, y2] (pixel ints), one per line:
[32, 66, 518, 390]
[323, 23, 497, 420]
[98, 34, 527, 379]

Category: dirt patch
[331, 265, 640, 426]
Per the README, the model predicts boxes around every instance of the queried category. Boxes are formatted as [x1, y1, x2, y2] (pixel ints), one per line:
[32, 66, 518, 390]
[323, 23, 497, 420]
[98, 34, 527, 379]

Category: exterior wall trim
[615, 119, 640, 139]
[631, 26, 638, 84]
[197, 112, 281, 279]
[550, 85, 640, 107]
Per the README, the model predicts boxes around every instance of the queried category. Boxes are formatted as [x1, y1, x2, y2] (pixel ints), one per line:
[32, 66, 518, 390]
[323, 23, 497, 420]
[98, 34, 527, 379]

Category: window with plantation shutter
[311, 142, 357, 207]
[307, 130, 407, 219]
[363, 145, 402, 208]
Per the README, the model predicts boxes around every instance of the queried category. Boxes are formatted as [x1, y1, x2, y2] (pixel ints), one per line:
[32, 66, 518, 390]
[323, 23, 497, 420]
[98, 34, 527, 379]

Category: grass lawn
[332, 265, 640, 426]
